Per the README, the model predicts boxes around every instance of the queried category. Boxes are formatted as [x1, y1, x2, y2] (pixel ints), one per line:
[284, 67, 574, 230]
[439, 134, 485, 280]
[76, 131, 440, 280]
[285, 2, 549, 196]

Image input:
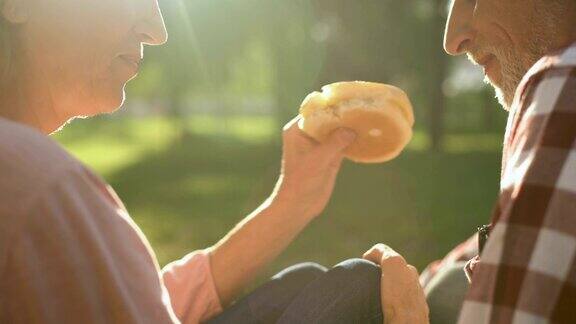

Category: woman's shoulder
[0, 118, 83, 205]
[0, 117, 78, 165]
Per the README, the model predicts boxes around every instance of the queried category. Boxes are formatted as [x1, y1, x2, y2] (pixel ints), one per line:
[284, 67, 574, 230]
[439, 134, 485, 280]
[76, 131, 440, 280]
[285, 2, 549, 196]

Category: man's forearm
[208, 195, 314, 306]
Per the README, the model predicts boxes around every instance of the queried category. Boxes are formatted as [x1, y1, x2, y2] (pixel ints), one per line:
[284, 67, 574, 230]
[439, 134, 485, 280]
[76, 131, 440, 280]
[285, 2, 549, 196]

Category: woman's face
[14, 0, 167, 118]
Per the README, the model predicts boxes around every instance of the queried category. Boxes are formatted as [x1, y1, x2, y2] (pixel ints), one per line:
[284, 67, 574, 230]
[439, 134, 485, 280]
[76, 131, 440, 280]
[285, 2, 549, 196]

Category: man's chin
[484, 76, 513, 111]
[494, 88, 512, 112]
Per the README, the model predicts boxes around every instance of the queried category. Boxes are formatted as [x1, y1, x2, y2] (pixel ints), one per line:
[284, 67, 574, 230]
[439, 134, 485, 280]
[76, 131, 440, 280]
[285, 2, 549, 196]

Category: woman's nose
[444, 0, 475, 56]
[134, 3, 168, 46]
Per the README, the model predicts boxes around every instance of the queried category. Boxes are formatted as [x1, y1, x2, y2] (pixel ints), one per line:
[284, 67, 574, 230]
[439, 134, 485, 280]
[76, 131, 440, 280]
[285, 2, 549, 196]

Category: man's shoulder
[513, 43, 576, 112]
[536, 42, 576, 72]
[521, 42, 576, 89]
[551, 41, 576, 68]
[0, 118, 82, 210]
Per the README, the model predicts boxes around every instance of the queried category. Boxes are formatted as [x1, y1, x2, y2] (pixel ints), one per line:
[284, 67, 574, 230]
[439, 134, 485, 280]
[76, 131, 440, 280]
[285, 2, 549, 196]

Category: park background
[55, 0, 507, 286]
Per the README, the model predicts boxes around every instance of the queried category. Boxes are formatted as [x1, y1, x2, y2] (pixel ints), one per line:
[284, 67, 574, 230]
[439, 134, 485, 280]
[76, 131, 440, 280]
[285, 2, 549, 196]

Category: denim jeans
[207, 259, 383, 324]
[207, 259, 468, 324]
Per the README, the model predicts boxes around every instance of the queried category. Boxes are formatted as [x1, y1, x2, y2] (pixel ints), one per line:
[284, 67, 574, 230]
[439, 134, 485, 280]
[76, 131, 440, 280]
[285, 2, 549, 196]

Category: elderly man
[420, 0, 576, 323]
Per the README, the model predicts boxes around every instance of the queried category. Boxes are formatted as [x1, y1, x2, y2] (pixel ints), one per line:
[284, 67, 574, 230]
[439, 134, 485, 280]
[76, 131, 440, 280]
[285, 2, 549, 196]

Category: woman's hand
[363, 244, 429, 324]
[272, 115, 356, 219]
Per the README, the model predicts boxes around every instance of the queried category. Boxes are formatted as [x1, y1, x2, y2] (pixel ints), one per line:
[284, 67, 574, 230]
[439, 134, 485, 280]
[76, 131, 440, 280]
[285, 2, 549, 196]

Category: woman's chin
[74, 75, 132, 118]
[108, 88, 127, 112]
[103, 81, 129, 110]
[81, 87, 126, 118]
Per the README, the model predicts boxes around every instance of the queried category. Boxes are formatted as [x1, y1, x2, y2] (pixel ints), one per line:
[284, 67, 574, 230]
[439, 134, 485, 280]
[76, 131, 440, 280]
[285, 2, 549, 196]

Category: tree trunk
[429, 0, 448, 152]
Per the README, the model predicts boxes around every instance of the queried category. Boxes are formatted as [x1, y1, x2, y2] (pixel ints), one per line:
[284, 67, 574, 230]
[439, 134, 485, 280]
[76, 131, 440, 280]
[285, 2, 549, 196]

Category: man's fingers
[407, 265, 420, 277]
[362, 243, 402, 262]
[377, 245, 414, 278]
[381, 254, 408, 270]
[375, 245, 428, 324]
[375, 244, 404, 262]
[363, 243, 400, 265]
[362, 244, 384, 264]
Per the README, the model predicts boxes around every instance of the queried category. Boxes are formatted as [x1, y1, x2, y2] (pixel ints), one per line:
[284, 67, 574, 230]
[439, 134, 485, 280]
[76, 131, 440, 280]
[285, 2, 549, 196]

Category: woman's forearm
[207, 118, 355, 307]
[208, 194, 313, 306]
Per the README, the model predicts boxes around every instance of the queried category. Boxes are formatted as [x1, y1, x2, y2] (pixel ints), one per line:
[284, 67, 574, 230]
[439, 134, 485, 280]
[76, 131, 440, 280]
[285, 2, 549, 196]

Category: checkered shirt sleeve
[458, 44, 576, 323]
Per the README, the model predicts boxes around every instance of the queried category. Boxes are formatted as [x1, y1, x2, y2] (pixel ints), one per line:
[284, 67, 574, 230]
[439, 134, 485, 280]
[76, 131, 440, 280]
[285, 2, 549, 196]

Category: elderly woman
[0, 0, 428, 323]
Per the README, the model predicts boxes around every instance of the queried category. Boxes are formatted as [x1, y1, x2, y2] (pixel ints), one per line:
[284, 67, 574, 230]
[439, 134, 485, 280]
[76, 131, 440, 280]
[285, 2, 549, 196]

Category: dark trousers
[207, 259, 468, 323]
[207, 259, 383, 324]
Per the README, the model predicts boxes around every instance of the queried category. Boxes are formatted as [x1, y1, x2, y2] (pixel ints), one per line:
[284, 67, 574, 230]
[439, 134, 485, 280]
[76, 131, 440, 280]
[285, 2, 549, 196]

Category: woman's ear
[1, 0, 29, 24]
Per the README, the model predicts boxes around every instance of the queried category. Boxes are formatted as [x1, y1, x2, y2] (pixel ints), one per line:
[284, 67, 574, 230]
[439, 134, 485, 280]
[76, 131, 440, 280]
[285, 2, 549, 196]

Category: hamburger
[298, 81, 414, 163]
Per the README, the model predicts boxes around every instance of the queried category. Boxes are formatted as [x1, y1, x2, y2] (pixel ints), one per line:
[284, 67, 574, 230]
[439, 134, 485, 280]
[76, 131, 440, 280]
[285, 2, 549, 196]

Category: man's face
[444, 0, 575, 110]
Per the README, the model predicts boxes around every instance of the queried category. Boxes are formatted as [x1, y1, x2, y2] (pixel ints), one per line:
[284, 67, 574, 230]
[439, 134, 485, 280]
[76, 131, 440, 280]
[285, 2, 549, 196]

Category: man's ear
[1, 0, 29, 24]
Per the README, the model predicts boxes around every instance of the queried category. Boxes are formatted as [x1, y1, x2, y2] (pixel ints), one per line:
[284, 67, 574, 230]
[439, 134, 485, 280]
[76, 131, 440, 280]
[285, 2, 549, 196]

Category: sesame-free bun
[298, 81, 414, 163]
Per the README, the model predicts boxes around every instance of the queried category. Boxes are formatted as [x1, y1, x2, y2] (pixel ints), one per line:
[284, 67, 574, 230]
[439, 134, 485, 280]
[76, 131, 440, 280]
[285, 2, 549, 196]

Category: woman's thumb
[325, 128, 357, 151]
[313, 128, 356, 165]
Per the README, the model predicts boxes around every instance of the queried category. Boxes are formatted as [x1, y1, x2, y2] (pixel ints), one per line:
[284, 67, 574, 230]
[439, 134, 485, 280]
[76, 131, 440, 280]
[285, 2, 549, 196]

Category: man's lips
[476, 54, 495, 67]
[472, 54, 498, 79]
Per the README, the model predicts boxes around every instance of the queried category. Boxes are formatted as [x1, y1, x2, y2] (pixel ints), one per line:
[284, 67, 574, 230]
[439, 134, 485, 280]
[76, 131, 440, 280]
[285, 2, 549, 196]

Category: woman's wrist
[267, 189, 316, 222]
[269, 179, 321, 221]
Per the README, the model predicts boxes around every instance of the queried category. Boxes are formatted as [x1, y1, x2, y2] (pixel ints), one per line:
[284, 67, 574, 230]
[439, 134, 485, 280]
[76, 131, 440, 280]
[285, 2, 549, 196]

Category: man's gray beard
[485, 41, 554, 111]
[485, 6, 560, 111]
[485, 64, 524, 112]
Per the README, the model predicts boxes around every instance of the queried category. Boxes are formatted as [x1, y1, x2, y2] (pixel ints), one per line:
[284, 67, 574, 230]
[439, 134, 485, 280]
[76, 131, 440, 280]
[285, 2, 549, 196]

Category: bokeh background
[55, 0, 507, 283]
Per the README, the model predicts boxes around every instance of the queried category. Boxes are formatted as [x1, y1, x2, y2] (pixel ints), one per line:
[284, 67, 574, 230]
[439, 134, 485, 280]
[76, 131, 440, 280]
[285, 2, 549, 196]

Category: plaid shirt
[455, 43, 576, 323]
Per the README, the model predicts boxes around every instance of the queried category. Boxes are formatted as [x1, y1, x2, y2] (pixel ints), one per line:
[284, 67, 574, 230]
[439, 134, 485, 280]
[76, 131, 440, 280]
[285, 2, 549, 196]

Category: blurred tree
[311, 0, 449, 150]
[428, 0, 449, 151]
[266, 0, 325, 128]
[129, 0, 500, 149]
[133, 0, 323, 132]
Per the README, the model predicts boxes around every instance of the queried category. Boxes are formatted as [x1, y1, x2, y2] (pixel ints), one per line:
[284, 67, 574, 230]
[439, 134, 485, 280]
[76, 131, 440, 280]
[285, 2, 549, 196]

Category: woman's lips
[117, 54, 142, 75]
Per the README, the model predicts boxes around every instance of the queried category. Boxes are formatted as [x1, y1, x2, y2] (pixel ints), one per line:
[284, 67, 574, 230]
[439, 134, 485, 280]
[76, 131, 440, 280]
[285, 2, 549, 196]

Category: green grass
[55, 116, 503, 282]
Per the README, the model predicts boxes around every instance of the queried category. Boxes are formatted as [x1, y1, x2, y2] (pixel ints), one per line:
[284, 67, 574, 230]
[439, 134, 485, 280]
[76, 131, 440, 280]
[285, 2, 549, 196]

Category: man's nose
[134, 2, 168, 46]
[444, 0, 475, 56]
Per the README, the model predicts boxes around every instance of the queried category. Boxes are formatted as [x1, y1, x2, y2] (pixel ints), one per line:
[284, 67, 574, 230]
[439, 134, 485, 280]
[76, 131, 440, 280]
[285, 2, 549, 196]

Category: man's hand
[363, 244, 429, 324]
[273, 115, 356, 219]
